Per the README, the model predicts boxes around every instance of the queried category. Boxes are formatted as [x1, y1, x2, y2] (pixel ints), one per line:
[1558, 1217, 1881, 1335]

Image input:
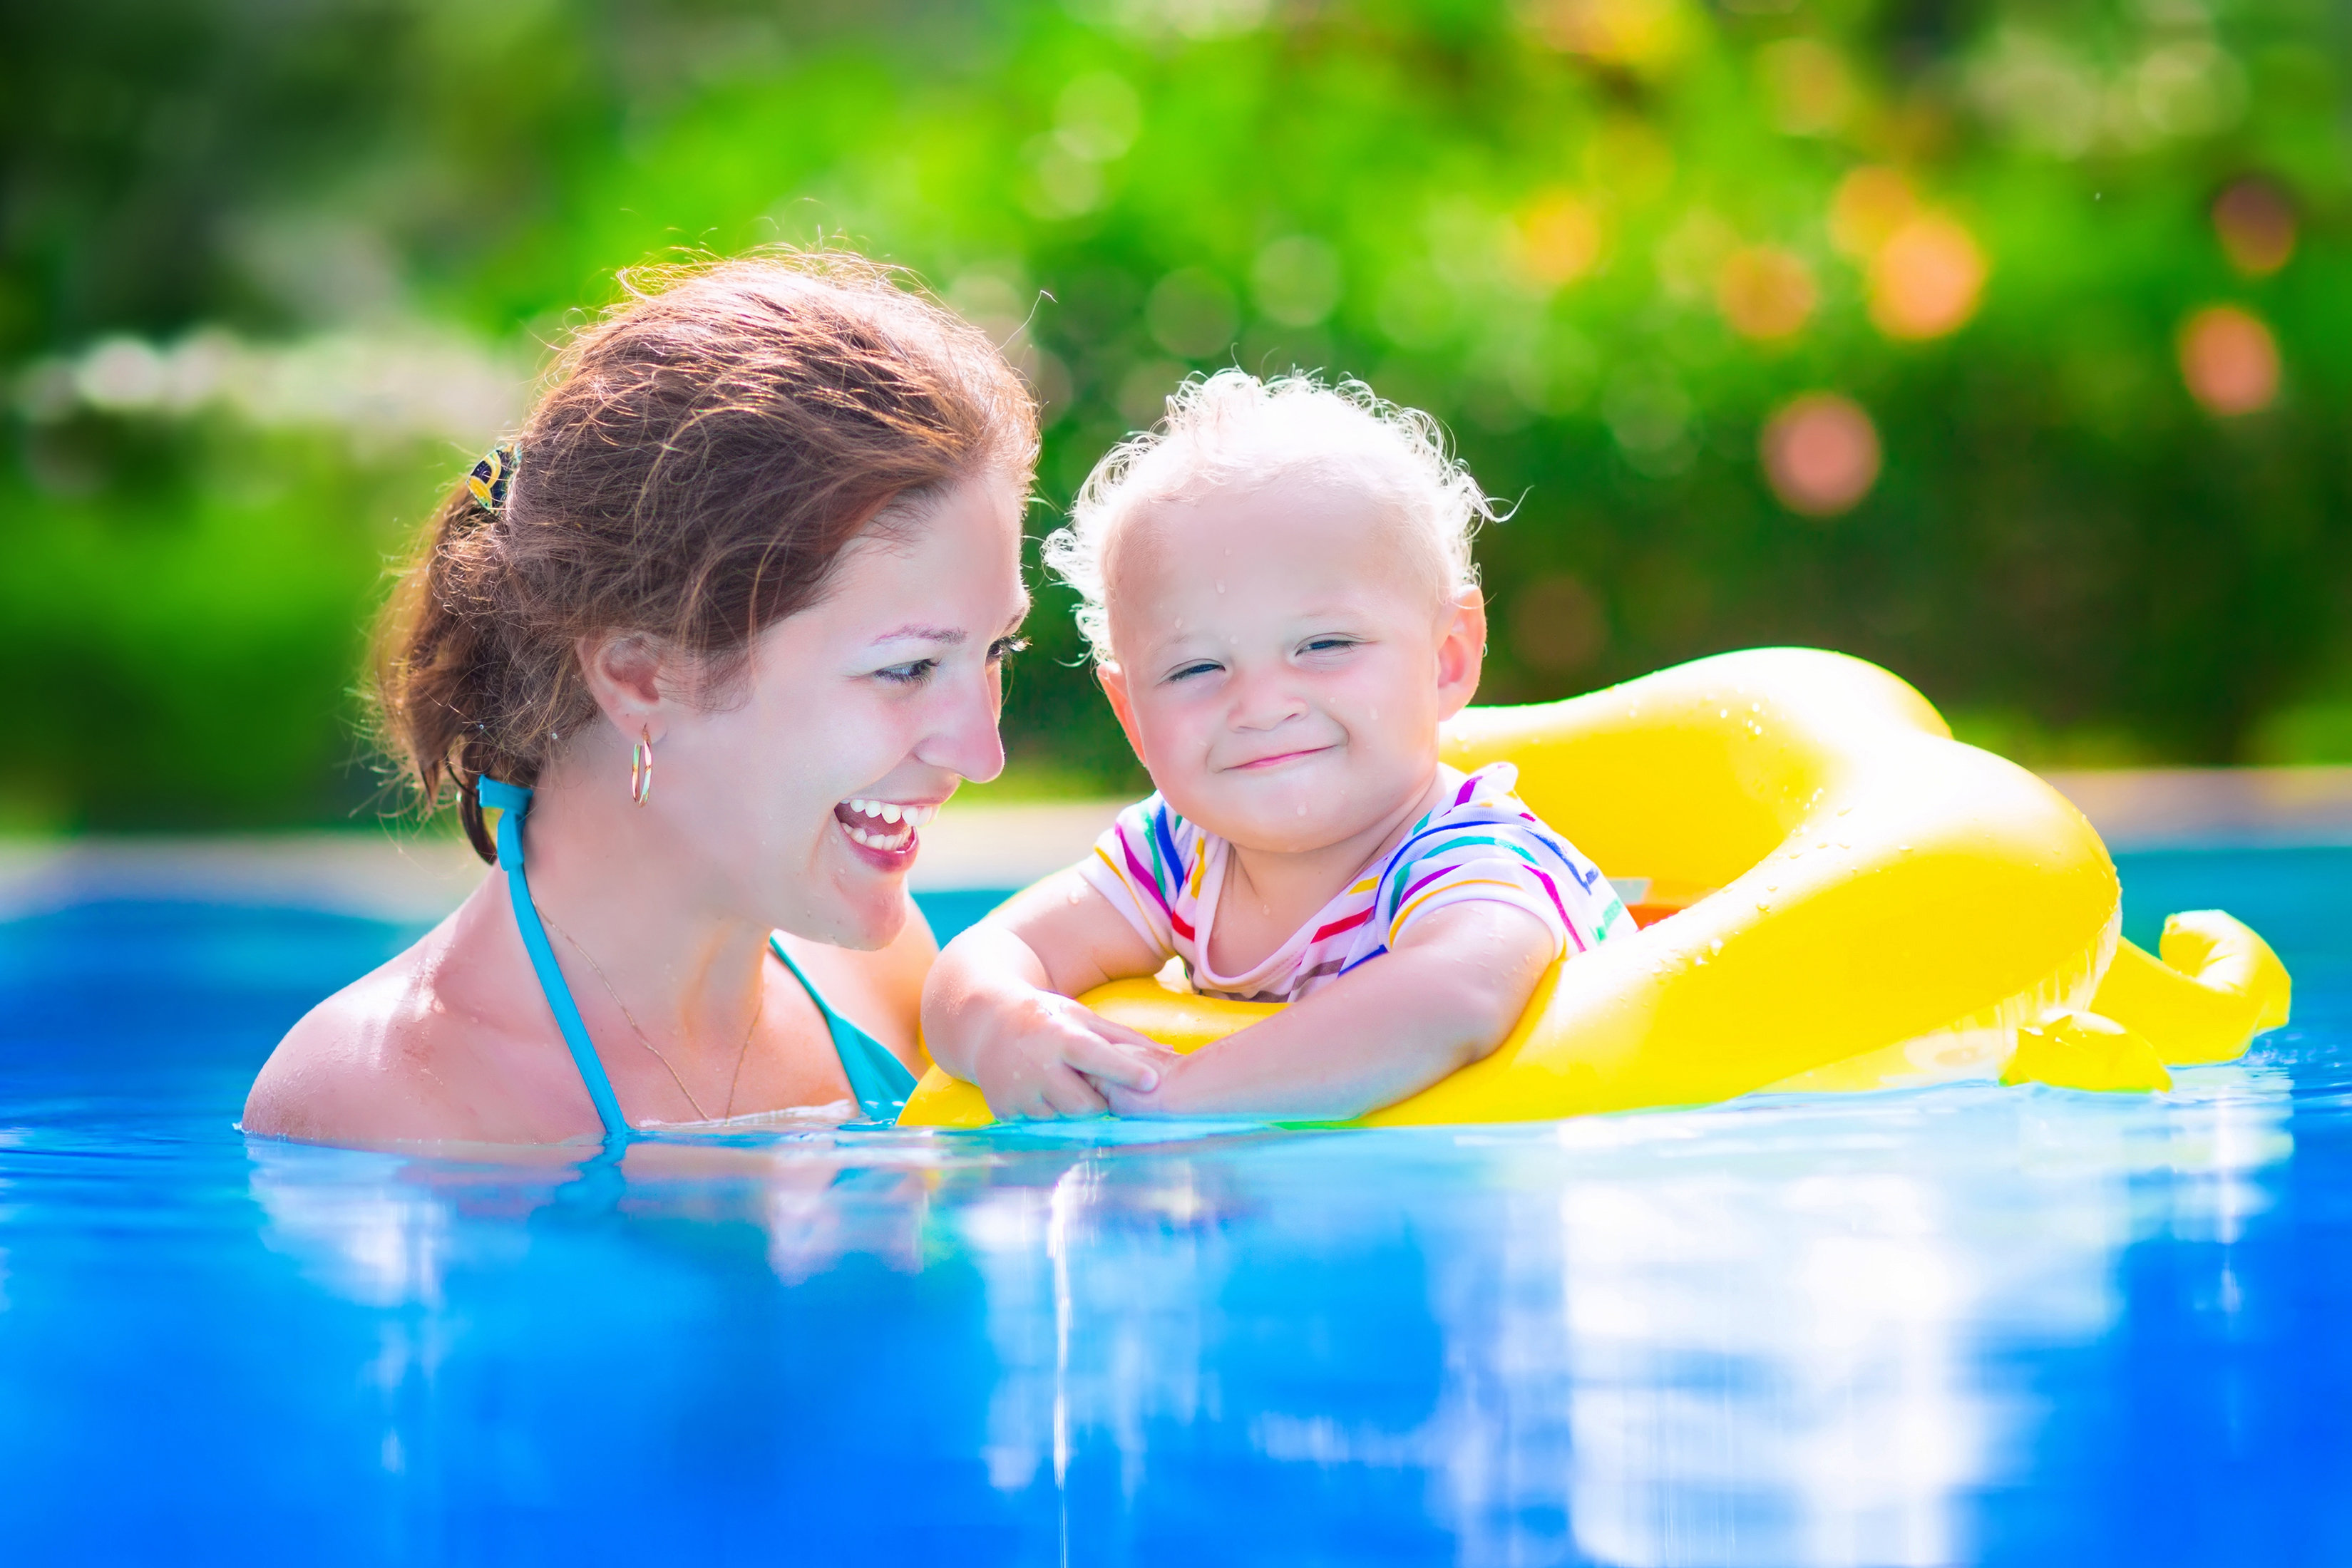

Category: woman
[245, 254, 1067, 1145]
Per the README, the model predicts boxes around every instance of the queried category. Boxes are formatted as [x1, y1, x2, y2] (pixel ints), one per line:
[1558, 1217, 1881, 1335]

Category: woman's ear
[1096, 661, 1151, 770]
[576, 631, 675, 739]
[1434, 588, 1487, 722]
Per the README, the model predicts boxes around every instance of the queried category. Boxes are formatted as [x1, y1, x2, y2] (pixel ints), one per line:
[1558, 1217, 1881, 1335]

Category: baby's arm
[922, 870, 1180, 1119]
[1097, 901, 1555, 1120]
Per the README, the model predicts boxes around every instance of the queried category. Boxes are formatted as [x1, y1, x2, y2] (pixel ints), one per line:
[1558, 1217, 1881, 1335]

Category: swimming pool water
[1, 853, 2347, 1565]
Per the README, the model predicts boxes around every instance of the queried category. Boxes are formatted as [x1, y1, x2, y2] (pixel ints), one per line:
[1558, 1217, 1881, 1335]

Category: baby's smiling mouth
[1228, 743, 1337, 772]
[831, 797, 939, 853]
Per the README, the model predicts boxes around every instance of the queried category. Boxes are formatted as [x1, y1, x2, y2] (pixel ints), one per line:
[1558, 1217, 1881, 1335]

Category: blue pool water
[1, 854, 2348, 1565]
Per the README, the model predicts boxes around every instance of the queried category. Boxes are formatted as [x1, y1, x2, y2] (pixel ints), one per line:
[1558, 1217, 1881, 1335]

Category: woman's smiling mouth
[832, 797, 940, 857]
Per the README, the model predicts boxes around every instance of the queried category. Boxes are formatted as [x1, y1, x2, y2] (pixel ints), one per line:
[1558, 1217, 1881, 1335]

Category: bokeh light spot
[1716, 244, 1816, 341]
[1757, 38, 1854, 137]
[1867, 214, 1987, 340]
[1521, 0, 1694, 73]
[1510, 574, 1608, 672]
[1516, 191, 1604, 287]
[2177, 304, 2279, 417]
[1145, 268, 1238, 359]
[1761, 393, 1881, 516]
[1251, 235, 1342, 326]
[1020, 138, 1104, 219]
[1052, 72, 1143, 163]
[1829, 166, 1917, 259]
[2212, 179, 2296, 278]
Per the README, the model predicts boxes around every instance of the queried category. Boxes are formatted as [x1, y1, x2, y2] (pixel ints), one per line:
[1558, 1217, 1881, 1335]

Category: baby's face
[1099, 472, 1484, 856]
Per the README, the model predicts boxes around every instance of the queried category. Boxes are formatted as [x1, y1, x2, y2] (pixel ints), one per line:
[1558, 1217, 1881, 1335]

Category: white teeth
[840, 798, 937, 827]
[842, 815, 914, 852]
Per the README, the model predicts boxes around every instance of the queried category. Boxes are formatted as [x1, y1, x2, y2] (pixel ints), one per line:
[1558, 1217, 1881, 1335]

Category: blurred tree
[2, 0, 2348, 828]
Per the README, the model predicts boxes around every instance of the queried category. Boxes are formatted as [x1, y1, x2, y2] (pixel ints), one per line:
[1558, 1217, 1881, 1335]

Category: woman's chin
[808, 819, 918, 949]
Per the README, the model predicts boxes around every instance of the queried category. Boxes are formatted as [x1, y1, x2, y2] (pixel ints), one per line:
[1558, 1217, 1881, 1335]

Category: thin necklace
[538, 909, 761, 1123]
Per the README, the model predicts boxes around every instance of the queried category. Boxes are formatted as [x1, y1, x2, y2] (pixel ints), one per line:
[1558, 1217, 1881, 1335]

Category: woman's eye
[987, 636, 1029, 664]
[875, 659, 939, 686]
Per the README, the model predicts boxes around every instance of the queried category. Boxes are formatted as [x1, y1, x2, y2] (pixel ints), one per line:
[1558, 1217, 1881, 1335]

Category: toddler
[922, 371, 1628, 1118]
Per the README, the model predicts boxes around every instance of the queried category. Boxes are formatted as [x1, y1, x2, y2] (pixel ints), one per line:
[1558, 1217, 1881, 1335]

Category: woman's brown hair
[374, 252, 1039, 862]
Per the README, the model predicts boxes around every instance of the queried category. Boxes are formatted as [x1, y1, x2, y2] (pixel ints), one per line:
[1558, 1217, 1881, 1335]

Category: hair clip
[466, 443, 518, 512]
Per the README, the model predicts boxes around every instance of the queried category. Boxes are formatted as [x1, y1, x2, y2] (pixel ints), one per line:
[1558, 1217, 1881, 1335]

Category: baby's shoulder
[1107, 790, 1210, 860]
[1423, 763, 1568, 839]
[1380, 765, 1601, 885]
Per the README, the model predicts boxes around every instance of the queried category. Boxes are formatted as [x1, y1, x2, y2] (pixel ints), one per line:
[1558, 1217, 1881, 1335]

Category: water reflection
[934, 1074, 2294, 1566]
[955, 1150, 1241, 1495]
[247, 1133, 945, 1303]
[235, 1069, 2297, 1565]
[250, 1143, 463, 1308]
[1556, 1160, 2015, 1567]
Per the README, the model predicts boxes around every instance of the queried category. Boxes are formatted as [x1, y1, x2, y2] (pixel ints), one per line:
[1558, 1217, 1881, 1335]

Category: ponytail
[373, 478, 523, 863]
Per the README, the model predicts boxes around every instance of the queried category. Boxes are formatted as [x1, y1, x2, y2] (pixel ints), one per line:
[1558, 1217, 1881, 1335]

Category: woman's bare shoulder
[242, 902, 575, 1146]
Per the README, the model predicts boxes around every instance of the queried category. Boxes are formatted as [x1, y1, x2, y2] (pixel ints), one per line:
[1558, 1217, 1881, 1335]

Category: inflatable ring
[899, 648, 2291, 1128]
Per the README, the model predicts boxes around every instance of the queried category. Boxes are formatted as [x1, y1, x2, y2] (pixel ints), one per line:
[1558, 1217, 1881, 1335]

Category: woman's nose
[917, 666, 1007, 784]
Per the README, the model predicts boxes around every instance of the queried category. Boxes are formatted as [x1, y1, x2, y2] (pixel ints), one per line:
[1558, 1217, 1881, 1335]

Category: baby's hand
[1090, 1069, 1176, 1118]
[967, 991, 1176, 1120]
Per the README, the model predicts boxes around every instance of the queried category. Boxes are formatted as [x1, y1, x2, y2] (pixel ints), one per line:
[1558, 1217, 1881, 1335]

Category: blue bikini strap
[477, 778, 630, 1140]
[765, 936, 918, 1123]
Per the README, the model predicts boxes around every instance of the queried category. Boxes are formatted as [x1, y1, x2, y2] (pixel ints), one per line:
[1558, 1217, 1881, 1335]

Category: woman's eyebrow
[870, 623, 967, 646]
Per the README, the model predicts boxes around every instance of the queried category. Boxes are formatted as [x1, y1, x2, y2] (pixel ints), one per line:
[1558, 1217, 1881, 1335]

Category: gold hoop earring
[630, 729, 654, 807]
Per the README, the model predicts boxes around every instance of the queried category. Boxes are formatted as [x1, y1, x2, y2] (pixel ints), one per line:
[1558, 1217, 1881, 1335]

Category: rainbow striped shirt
[1076, 763, 1627, 1004]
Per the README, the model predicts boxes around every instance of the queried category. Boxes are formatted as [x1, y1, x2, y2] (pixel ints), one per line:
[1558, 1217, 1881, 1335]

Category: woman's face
[660, 473, 1029, 949]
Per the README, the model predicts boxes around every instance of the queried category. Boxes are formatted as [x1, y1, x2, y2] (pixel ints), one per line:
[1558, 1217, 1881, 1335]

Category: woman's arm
[1098, 901, 1556, 1120]
[921, 868, 1176, 1118]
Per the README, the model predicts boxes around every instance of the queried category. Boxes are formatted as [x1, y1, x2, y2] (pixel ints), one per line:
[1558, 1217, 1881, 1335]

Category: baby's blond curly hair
[1043, 369, 1495, 663]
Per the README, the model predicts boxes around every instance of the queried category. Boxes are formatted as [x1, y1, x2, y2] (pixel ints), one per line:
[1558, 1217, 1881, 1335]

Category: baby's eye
[875, 658, 939, 686]
[1301, 636, 1360, 654]
[987, 636, 1029, 665]
[1165, 660, 1223, 683]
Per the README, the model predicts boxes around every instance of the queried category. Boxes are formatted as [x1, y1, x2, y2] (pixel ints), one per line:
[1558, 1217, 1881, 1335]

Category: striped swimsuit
[1077, 763, 1628, 1004]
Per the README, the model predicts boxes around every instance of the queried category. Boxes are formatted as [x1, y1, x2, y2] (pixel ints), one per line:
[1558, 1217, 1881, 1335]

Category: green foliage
[4, 0, 2348, 826]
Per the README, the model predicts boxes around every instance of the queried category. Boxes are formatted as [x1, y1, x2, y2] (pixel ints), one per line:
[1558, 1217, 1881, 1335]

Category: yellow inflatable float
[899, 648, 2291, 1129]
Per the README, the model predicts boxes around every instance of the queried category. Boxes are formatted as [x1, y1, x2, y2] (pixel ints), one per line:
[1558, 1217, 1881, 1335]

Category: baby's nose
[1229, 673, 1310, 730]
